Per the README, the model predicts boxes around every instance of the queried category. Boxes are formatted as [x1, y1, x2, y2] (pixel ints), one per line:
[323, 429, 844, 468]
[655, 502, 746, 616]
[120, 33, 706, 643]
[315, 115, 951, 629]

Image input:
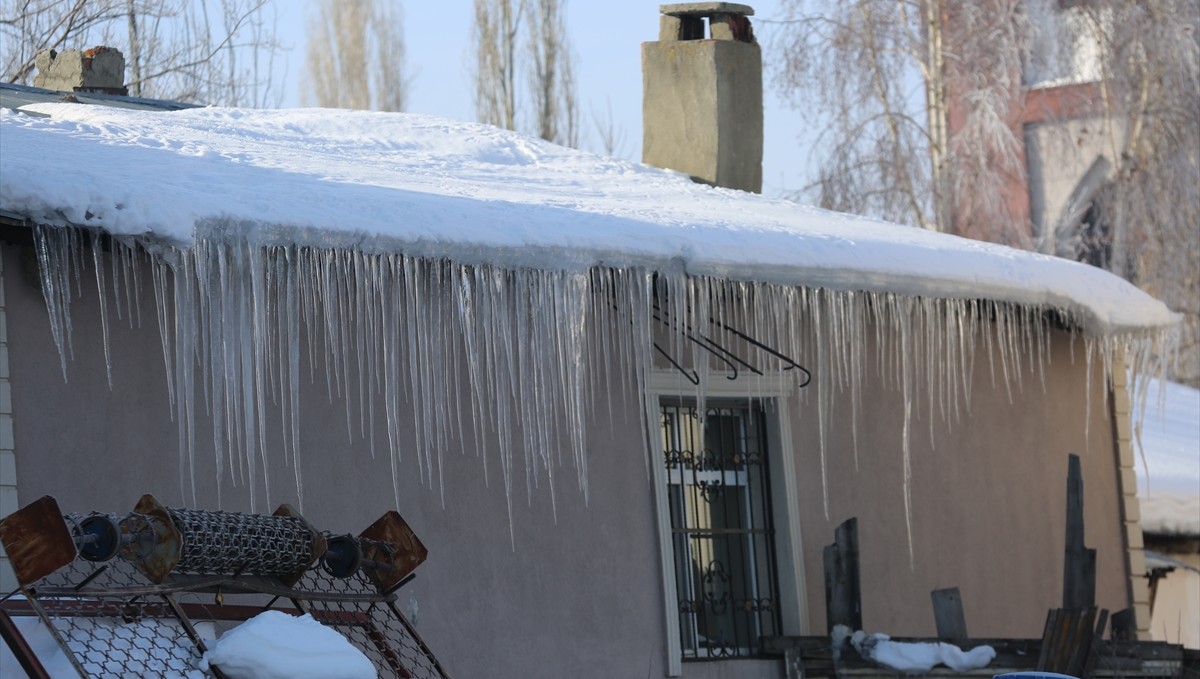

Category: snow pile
[0, 104, 1176, 337]
[1135, 379, 1200, 535]
[840, 625, 996, 674]
[201, 611, 376, 679]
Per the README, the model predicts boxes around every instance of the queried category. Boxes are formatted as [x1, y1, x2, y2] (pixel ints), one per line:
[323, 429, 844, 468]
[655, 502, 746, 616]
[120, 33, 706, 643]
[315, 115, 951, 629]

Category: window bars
[0, 495, 448, 679]
[661, 400, 781, 659]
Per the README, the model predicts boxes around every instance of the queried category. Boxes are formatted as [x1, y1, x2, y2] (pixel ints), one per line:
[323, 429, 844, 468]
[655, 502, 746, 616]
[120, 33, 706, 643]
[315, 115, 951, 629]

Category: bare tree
[590, 97, 627, 158]
[773, 0, 1029, 242]
[1079, 0, 1200, 384]
[526, 0, 576, 146]
[772, 0, 1199, 384]
[304, 0, 407, 112]
[472, 0, 519, 130]
[471, 0, 577, 146]
[1, 0, 284, 107]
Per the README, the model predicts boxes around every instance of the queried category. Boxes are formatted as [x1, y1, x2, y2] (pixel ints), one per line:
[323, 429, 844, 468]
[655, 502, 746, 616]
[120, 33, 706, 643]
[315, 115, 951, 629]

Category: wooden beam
[932, 587, 968, 640]
[824, 518, 862, 633]
[1064, 454, 1097, 609]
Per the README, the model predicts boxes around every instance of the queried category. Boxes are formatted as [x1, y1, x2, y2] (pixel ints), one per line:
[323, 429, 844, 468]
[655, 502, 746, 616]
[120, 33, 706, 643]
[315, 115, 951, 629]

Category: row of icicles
[32, 225, 1172, 551]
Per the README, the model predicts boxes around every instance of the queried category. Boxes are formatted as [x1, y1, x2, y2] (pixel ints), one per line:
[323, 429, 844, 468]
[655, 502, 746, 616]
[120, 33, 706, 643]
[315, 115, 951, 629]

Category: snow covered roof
[1137, 380, 1200, 536]
[0, 103, 1177, 337]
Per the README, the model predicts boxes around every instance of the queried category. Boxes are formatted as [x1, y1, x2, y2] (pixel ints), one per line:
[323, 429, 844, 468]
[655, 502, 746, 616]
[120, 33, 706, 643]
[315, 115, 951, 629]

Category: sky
[271, 1, 815, 198]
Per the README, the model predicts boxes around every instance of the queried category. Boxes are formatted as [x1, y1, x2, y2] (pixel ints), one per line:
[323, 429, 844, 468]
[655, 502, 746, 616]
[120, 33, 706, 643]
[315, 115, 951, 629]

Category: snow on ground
[836, 625, 996, 673]
[0, 104, 1176, 337]
[0, 616, 79, 678]
[1135, 379, 1200, 535]
[200, 611, 376, 679]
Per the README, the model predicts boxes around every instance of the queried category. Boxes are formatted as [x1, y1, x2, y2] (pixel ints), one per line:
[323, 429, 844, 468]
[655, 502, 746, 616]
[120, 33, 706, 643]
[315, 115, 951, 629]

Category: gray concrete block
[660, 2, 755, 17]
[642, 39, 762, 193]
[33, 47, 126, 93]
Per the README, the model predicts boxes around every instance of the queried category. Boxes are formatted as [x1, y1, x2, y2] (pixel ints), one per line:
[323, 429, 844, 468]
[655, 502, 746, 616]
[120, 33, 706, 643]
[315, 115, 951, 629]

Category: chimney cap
[660, 3, 754, 17]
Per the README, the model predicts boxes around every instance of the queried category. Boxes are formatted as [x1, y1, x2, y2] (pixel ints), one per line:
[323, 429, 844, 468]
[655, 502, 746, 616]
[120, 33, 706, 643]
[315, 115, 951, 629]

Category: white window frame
[645, 370, 810, 676]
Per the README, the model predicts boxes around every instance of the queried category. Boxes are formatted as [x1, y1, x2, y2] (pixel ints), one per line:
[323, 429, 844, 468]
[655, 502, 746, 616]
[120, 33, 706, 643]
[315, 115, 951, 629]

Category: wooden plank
[1064, 454, 1097, 609]
[823, 518, 862, 633]
[1039, 606, 1105, 677]
[1112, 608, 1137, 641]
[932, 587, 968, 640]
[1083, 609, 1109, 678]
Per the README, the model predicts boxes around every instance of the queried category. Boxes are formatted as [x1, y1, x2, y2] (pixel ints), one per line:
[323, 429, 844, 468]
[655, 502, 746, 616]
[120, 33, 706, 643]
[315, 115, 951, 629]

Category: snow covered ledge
[0, 104, 1179, 339]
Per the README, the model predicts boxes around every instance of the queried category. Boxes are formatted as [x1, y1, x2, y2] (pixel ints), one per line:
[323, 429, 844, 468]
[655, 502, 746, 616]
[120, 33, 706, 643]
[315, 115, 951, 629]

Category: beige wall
[786, 324, 1128, 637]
[1149, 553, 1200, 648]
[1, 244, 1131, 677]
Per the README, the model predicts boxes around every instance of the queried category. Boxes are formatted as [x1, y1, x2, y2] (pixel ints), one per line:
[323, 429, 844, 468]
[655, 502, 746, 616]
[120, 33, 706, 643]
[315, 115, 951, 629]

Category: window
[646, 371, 809, 675]
[661, 399, 780, 658]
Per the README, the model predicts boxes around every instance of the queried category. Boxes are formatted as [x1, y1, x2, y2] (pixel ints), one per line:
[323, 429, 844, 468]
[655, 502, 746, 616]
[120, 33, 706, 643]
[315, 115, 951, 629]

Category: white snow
[1135, 379, 1200, 535]
[0, 616, 79, 678]
[0, 104, 1176, 337]
[845, 626, 997, 674]
[201, 611, 376, 679]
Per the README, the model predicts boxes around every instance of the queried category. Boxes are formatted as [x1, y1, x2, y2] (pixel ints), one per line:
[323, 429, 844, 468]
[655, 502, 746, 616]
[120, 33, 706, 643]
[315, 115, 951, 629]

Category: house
[1136, 379, 1200, 649]
[0, 5, 1180, 677]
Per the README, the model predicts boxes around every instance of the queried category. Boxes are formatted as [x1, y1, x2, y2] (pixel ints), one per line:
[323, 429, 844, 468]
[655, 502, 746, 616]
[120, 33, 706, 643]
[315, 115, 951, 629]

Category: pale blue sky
[272, 1, 815, 198]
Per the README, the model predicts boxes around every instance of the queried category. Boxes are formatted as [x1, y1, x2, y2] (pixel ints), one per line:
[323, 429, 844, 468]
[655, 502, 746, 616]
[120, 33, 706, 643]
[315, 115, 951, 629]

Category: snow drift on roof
[1137, 380, 1200, 536]
[0, 104, 1177, 337]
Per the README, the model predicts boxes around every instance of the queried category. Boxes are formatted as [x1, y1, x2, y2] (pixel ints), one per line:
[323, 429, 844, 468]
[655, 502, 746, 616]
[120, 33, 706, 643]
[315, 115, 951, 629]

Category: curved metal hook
[654, 343, 699, 385]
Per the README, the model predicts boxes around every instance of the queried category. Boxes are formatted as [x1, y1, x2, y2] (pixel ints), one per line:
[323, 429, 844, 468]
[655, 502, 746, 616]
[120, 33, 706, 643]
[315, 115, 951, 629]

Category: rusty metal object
[359, 511, 428, 593]
[119, 494, 325, 585]
[120, 494, 183, 584]
[0, 495, 75, 586]
[65, 513, 125, 562]
[273, 503, 328, 586]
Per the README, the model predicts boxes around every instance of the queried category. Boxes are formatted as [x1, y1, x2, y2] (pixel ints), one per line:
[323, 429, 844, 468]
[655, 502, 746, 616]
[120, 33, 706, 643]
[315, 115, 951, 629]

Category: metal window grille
[661, 399, 781, 659]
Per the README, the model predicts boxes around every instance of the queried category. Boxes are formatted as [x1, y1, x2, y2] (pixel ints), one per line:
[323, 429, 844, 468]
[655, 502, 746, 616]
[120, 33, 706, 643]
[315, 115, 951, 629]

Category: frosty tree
[304, 0, 408, 112]
[472, 0, 578, 147]
[1, 0, 284, 107]
[772, 0, 1199, 384]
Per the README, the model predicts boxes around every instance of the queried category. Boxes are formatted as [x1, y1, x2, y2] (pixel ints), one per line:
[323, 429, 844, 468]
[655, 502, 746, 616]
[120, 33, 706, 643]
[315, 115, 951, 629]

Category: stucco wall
[2, 244, 1130, 677]
[786, 324, 1128, 637]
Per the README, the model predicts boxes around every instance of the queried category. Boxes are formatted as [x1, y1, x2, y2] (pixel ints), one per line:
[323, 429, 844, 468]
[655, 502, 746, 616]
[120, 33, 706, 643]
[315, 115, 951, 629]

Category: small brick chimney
[34, 47, 128, 96]
[642, 3, 763, 193]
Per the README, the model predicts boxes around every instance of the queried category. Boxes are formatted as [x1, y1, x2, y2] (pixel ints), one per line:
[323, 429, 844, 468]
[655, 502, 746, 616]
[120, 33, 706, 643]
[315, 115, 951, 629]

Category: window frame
[644, 370, 810, 676]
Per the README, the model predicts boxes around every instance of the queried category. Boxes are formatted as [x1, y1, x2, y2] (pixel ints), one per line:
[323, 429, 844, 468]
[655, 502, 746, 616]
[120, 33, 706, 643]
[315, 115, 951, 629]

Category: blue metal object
[995, 673, 1080, 679]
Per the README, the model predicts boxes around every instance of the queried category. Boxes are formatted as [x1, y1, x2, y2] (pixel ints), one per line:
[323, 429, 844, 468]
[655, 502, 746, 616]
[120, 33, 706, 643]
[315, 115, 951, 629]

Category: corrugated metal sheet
[0, 82, 198, 113]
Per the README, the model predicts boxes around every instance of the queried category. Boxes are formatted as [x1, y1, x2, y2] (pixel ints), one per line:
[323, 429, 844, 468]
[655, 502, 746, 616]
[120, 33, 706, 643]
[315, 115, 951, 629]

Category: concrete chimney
[34, 47, 128, 95]
[642, 3, 762, 193]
